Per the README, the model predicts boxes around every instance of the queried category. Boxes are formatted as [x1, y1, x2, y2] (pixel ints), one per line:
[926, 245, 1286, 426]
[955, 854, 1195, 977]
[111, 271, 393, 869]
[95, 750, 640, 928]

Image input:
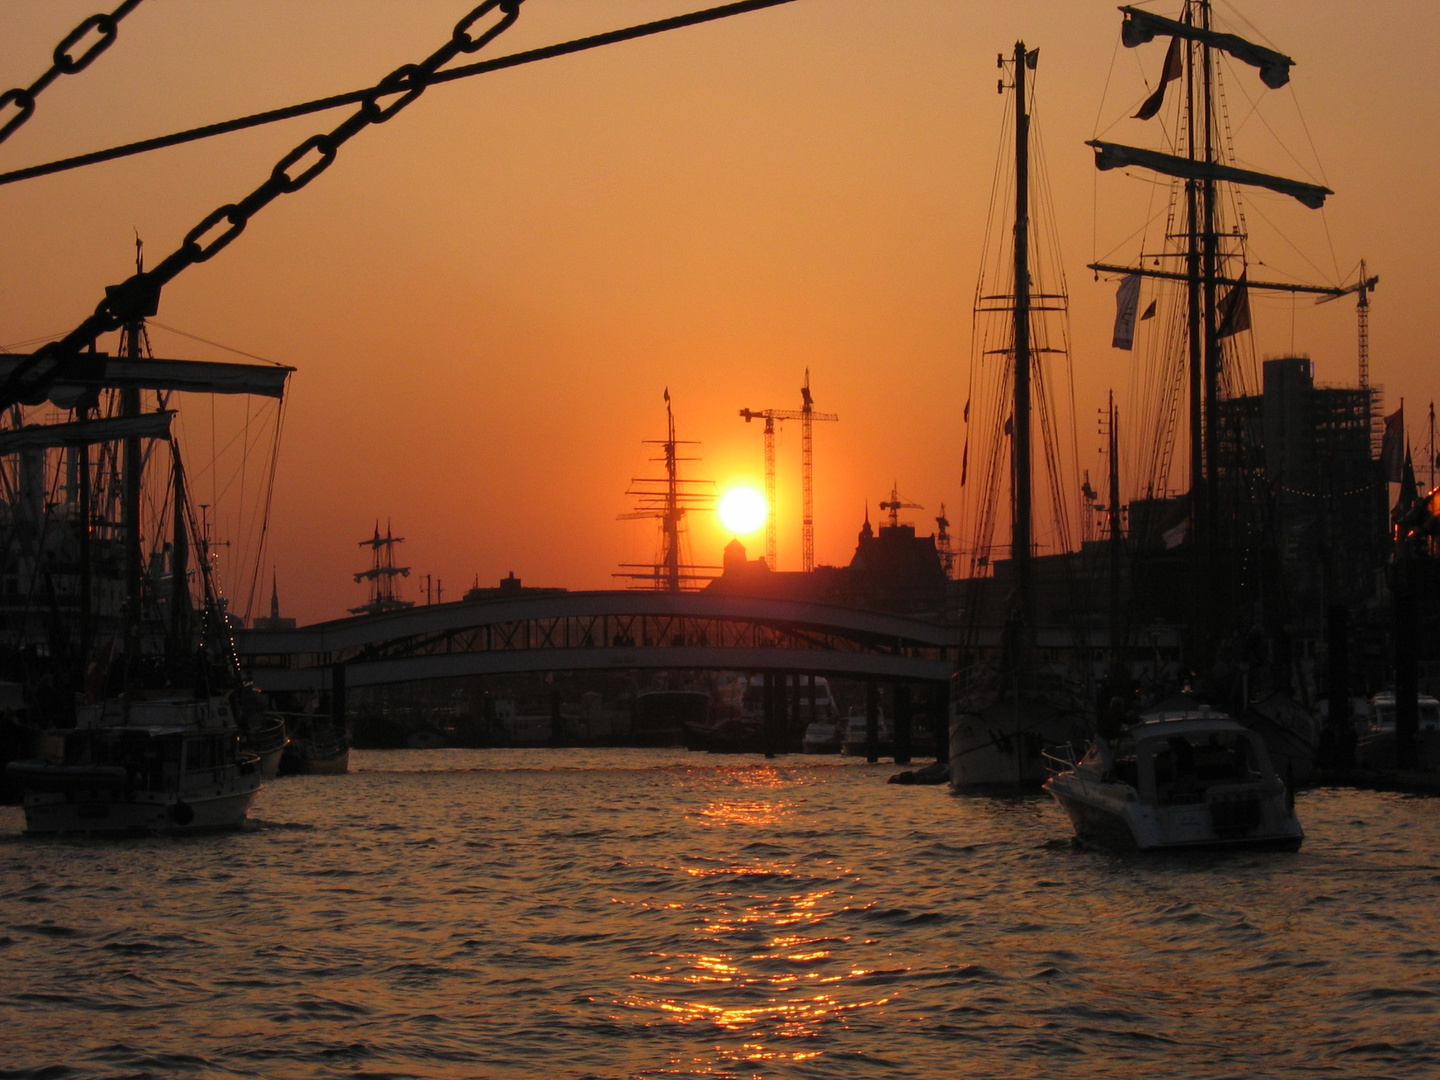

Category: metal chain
[0, 0, 146, 146]
[0, 0, 804, 190]
[0, 0, 523, 410]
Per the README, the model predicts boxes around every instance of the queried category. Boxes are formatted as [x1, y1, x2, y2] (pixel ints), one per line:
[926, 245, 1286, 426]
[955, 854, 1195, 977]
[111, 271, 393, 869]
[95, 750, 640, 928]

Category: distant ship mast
[351, 521, 414, 615]
[616, 390, 717, 592]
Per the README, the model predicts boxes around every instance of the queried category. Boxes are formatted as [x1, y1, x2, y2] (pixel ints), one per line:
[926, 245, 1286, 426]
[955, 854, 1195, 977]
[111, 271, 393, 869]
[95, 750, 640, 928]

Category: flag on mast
[1381, 406, 1406, 482]
[1112, 273, 1142, 349]
[1217, 273, 1252, 338]
[1134, 35, 1183, 120]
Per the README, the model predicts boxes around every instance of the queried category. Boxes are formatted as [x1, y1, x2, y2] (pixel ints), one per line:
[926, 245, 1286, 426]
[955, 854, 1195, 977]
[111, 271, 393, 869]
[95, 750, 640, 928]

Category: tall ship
[1085, 1, 1381, 778]
[1, 241, 293, 831]
[351, 523, 415, 616]
[949, 41, 1095, 788]
[615, 390, 717, 592]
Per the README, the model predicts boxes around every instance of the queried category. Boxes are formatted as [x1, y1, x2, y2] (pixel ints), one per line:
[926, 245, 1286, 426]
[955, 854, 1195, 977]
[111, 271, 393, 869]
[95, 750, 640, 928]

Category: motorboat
[840, 707, 892, 757]
[1043, 715, 1303, 851]
[802, 717, 841, 754]
[6, 696, 261, 834]
[798, 677, 842, 753]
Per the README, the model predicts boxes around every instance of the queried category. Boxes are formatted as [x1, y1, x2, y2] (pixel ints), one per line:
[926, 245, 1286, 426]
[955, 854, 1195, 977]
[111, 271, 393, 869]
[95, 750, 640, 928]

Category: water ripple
[1, 755, 1437, 1078]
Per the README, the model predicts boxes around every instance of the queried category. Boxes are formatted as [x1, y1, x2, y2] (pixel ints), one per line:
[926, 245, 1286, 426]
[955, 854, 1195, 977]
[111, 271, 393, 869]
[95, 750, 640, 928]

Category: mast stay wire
[0, 0, 146, 146]
[0, 0, 804, 191]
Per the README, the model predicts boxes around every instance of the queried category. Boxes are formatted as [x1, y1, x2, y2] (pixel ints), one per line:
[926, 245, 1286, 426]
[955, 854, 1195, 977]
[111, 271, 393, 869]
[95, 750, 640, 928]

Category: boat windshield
[1149, 730, 1261, 805]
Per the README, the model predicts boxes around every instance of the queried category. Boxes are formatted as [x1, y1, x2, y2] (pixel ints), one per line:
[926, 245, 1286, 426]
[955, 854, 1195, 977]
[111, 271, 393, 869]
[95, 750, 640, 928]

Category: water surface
[2, 749, 1437, 1078]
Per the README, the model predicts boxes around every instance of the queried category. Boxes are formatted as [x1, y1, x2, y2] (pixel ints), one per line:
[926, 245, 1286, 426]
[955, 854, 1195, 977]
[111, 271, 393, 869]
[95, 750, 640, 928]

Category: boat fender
[170, 800, 195, 826]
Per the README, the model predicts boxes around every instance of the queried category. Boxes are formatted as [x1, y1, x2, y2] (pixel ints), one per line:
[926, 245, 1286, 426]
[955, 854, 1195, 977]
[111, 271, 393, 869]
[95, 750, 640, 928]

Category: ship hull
[949, 689, 1092, 789]
[12, 765, 260, 835]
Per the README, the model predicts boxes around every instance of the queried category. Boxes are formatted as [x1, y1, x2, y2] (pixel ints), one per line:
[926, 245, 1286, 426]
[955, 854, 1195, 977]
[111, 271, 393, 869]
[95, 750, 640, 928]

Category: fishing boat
[7, 696, 260, 834]
[950, 41, 1095, 788]
[1044, 713, 1303, 851]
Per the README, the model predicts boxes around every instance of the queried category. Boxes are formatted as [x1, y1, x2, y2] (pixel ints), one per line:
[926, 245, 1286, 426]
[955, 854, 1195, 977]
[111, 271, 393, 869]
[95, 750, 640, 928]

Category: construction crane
[1316, 260, 1379, 449]
[738, 370, 837, 572]
[879, 482, 922, 529]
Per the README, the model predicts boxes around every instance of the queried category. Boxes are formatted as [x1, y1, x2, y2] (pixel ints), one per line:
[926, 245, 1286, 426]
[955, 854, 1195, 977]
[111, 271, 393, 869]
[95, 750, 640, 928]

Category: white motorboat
[840, 707, 891, 757]
[6, 696, 261, 835]
[798, 677, 842, 753]
[802, 718, 841, 754]
[1043, 715, 1303, 851]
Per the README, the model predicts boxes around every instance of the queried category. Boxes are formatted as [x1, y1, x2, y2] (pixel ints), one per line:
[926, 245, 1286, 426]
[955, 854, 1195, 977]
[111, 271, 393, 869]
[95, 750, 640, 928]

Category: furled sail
[1086, 140, 1331, 209]
[0, 410, 174, 454]
[0, 353, 292, 409]
[1119, 5, 1293, 89]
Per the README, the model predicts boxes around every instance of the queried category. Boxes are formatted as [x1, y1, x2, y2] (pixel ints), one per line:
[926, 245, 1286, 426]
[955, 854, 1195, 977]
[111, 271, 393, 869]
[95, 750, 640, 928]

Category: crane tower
[739, 370, 837, 572]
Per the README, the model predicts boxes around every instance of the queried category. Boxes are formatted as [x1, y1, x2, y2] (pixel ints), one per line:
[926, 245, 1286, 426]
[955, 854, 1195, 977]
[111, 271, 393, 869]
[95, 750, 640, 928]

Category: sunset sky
[2, 1, 1436, 624]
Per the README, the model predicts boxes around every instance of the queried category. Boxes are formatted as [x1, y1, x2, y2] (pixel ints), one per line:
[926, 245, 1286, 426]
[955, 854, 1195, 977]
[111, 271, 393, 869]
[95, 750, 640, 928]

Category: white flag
[1112, 273, 1142, 350]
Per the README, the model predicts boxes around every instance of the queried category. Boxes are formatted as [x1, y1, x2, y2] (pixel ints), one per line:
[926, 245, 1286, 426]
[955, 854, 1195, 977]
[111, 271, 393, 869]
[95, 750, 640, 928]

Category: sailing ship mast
[616, 391, 717, 592]
[1088, 1, 1377, 659]
[351, 523, 414, 616]
[1011, 39, 1035, 634]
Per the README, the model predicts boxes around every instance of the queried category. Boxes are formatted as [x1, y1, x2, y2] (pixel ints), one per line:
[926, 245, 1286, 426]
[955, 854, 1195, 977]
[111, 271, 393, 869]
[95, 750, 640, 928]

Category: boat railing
[1041, 744, 1078, 778]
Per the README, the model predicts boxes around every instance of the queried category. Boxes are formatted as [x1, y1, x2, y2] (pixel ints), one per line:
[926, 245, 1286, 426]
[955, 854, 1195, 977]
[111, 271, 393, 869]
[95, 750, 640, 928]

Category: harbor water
[2, 749, 1438, 1079]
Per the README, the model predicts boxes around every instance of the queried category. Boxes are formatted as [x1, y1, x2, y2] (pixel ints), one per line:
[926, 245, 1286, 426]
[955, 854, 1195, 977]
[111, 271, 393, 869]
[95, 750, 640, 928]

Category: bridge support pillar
[789, 673, 801, 749]
[893, 682, 912, 765]
[331, 662, 346, 731]
[763, 672, 777, 759]
[937, 678, 951, 763]
[866, 680, 879, 764]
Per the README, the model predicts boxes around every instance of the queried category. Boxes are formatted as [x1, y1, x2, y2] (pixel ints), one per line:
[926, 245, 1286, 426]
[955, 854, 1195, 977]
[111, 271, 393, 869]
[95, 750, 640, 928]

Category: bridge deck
[237, 590, 960, 692]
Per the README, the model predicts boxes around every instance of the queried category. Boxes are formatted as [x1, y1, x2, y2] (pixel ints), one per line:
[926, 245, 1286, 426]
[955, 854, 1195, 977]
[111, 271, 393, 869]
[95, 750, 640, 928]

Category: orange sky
[2, 1, 1437, 624]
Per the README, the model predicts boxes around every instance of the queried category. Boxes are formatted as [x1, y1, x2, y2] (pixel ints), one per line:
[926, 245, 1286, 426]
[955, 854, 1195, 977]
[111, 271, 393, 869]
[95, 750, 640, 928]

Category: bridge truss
[237, 591, 959, 693]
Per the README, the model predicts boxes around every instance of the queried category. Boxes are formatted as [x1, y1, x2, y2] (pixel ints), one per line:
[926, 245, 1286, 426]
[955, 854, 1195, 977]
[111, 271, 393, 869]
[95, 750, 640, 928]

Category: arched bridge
[235, 590, 960, 694]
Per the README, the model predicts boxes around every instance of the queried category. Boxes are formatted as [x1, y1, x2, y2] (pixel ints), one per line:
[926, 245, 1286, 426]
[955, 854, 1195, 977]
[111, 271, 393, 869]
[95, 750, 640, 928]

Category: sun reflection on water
[621, 769, 904, 1065]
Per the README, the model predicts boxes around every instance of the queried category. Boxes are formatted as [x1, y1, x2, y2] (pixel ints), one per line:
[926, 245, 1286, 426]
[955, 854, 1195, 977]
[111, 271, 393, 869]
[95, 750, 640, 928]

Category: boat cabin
[1104, 718, 1276, 808]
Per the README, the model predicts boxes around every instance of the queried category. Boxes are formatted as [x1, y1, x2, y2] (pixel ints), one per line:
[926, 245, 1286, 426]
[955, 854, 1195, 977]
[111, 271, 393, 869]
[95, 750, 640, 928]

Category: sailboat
[949, 42, 1095, 789]
[1087, 2, 1379, 781]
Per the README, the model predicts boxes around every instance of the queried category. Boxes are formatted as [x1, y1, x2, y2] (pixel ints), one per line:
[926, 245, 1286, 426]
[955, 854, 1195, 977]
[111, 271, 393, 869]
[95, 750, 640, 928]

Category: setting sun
[718, 487, 767, 535]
